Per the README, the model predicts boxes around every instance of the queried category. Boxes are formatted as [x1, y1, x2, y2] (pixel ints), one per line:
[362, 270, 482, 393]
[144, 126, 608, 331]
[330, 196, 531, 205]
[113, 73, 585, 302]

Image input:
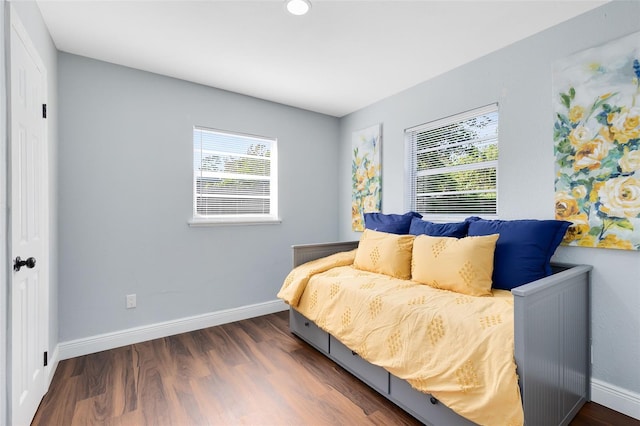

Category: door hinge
[44, 351, 48, 367]
[42, 104, 47, 119]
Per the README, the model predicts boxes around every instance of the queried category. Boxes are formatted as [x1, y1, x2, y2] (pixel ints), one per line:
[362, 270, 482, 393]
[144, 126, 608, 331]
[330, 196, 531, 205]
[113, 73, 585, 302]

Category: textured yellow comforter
[278, 250, 524, 426]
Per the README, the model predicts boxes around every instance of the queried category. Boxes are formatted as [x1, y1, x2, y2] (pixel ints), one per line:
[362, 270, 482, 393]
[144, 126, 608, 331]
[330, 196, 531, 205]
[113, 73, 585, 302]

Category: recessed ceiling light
[285, 0, 312, 16]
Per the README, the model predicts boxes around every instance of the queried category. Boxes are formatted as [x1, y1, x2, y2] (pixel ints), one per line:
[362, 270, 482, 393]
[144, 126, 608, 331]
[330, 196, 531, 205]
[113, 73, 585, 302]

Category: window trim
[404, 103, 499, 221]
[187, 216, 282, 227]
[190, 126, 280, 226]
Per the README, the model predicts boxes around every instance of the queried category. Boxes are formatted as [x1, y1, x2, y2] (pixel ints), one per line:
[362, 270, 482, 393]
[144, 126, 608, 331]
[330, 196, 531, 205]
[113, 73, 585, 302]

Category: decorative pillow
[412, 234, 499, 296]
[353, 229, 415, 279]
[364, 211, 422, 235]
[409, 217, 470, 238]
[466, 217, 571, 290]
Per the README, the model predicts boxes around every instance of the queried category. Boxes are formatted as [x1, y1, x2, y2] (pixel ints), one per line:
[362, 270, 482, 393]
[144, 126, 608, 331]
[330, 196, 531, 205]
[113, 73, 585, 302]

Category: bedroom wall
[57, 53, 340, 342]
[338, 0, 640, 418]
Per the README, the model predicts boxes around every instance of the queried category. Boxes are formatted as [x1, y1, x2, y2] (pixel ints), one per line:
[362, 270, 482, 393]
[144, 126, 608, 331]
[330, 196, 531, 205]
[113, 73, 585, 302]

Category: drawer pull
[304, 321, 310, 327]
[430, 396, 438, 405]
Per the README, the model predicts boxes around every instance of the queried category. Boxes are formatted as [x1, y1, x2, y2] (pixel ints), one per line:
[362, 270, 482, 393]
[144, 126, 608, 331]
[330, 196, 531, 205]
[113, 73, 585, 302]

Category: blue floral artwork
[553, 31, 640, 250]
[352, 124, 382, 231]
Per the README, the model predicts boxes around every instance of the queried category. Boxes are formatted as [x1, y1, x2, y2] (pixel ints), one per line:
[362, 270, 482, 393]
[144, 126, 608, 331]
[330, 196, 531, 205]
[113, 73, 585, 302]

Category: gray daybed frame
[288, 241, 592, 426]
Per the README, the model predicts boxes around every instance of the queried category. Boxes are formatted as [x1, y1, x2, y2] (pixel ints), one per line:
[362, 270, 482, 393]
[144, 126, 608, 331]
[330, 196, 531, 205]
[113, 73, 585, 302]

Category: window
[191, 127, 278, 225]
[405, 104, 498, 219]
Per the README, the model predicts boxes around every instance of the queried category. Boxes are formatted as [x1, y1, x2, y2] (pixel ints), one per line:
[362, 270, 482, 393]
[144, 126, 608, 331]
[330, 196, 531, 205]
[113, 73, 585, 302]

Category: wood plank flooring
[32, 311, 639, 426]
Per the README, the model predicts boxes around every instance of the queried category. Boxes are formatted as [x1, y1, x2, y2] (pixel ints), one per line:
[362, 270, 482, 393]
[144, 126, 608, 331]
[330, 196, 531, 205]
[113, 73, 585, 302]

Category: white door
[9, 8, 49, 426]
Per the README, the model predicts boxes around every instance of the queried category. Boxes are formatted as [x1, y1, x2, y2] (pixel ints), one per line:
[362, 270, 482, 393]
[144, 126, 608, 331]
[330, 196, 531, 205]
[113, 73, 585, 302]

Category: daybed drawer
[329, 335, 389, 394]
[289, 309, 329, 353]
[389, 375, 476, 426]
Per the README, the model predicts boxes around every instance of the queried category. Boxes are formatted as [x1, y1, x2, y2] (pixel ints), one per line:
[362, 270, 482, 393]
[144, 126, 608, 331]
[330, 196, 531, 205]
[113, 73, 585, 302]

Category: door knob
[14, 256, 36, 272]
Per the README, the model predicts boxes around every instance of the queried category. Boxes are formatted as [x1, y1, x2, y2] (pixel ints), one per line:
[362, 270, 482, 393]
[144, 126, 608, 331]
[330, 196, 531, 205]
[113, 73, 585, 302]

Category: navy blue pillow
[409, 217, 469, 238]
[466, 217, 571, 290]
[364, 211, 422, 235]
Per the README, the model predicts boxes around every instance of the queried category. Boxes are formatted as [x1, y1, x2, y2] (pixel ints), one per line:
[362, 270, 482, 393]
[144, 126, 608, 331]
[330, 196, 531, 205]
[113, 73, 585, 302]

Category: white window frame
[189, 126, 280, 226]
[405, 104, 499, 221]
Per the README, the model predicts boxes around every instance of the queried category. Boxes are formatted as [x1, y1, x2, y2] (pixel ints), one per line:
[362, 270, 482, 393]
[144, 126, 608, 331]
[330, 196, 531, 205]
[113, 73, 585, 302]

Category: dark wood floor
[32, 311, 639, 426]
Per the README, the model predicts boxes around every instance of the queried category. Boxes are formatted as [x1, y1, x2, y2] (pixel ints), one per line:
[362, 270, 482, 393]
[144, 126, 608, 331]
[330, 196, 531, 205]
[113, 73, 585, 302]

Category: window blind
[193, 127, 278, 219]
[405, 104, 498, 218]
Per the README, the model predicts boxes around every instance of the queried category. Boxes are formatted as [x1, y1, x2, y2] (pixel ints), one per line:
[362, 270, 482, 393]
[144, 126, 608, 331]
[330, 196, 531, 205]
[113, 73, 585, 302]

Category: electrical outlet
[126, 294, 136, 309]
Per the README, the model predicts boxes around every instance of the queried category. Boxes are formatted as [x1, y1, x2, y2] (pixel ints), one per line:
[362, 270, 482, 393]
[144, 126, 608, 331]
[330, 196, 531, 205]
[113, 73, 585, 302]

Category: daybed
[277, 215, 592, 426]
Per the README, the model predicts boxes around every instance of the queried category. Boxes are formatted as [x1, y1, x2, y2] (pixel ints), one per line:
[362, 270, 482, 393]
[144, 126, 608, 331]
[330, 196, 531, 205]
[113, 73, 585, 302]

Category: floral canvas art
[553, 31, 640, 250]
[352, 124, 382, 231]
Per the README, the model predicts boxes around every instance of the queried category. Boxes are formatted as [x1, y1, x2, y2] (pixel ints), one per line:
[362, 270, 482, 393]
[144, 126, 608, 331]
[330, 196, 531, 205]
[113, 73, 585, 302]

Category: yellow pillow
[353, 229, 415, 279]
[412, 234, 499, 296]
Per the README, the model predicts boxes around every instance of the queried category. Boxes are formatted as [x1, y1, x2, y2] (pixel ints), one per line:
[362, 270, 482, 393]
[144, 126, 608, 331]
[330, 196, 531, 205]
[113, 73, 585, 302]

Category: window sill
[188, 217, 282, 227]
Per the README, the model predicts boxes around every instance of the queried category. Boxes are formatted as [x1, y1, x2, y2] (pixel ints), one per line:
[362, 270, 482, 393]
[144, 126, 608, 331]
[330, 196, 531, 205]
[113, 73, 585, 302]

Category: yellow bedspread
[278, 250, 524, 426]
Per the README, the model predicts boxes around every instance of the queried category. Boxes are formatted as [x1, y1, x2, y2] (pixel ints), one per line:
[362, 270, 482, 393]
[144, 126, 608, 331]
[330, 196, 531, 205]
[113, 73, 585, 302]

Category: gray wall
[338, 1, 640, 398]
[58, 53, 340, 341]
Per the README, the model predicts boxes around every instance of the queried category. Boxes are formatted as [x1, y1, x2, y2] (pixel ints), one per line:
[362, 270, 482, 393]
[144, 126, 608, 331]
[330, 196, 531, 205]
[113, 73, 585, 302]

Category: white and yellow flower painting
[352, 124, 382, 231]
[553, 31, 640, 250]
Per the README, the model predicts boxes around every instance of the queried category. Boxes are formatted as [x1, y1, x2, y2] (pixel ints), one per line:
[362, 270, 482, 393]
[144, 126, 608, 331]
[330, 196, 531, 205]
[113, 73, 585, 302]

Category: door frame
[7, 4, 50, 424]
[1, 1, 7, 424]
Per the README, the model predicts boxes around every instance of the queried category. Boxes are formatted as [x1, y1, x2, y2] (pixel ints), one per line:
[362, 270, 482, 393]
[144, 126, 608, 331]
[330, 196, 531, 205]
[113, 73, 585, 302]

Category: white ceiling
[37, 0, 608, 117]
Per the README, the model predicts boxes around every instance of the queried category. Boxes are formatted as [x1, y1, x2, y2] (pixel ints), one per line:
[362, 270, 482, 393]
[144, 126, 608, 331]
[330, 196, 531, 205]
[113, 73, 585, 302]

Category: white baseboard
[592, 378, 640, 420]
[59, 299, 288, 360]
